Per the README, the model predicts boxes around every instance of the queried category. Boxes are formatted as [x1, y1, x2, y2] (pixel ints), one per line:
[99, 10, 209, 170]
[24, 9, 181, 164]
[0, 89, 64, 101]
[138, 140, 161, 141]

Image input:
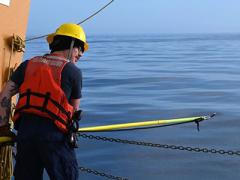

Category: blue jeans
[14, 140, 79, 180]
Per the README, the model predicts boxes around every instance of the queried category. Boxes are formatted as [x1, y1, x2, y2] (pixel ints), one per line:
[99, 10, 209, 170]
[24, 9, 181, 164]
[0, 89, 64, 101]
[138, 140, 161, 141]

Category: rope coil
[12, 35, 25, 52]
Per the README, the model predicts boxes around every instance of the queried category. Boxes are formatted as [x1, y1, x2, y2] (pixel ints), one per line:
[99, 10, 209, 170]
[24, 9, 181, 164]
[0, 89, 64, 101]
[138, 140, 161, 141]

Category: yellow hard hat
[47, 23, 89, 51]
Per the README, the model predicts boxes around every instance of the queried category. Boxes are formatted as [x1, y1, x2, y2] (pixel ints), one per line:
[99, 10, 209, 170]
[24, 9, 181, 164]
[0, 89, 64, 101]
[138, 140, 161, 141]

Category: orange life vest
[13, 55, 74, 133]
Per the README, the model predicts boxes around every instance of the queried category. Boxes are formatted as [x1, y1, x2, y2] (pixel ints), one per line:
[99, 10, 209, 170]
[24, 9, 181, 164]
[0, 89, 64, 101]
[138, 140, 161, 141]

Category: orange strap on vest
[13, 55, 74, 133]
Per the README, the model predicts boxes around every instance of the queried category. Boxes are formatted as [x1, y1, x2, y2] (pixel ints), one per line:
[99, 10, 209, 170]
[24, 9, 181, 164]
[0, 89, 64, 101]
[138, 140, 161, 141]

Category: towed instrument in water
[78, 113, 216, 132]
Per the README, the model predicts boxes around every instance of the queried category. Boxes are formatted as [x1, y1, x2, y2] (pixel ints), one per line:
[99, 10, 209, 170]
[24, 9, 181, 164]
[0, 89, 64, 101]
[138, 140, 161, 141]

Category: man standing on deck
[0, 23, 88, 180]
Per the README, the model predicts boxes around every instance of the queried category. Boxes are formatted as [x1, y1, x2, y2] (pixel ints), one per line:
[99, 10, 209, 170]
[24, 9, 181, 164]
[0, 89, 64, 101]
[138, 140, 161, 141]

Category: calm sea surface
[24, 34, 240, 180]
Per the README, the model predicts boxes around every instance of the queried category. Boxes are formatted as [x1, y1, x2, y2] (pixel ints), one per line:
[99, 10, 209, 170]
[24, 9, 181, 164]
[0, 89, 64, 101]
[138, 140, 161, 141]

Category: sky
[26, 0, 240, 37]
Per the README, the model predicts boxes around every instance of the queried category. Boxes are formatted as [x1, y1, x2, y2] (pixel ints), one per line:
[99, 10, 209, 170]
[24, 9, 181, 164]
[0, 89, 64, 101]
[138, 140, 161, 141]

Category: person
[0, 23, 88, 180]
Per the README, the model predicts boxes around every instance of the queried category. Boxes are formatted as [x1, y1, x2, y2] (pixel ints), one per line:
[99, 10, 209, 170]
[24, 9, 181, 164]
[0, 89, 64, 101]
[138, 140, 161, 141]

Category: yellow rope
[0, 145, 13, 180]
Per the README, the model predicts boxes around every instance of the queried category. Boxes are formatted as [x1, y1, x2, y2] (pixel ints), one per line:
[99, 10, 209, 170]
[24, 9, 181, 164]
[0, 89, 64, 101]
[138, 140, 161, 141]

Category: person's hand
[72, 110, 82, 121]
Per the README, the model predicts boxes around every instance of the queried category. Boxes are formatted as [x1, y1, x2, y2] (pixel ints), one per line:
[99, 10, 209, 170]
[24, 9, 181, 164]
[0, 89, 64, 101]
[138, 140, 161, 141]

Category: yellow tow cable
[0, 113, 216, 144]
[78, 113, 216, 132]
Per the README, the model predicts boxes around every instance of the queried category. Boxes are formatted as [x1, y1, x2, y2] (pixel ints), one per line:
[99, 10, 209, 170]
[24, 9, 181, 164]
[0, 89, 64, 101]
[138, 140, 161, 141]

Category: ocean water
[24, 34, 240, 180]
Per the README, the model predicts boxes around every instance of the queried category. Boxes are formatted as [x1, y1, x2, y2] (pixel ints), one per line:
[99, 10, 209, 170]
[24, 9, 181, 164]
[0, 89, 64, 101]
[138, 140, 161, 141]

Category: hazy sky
[27, 0, 240, 36]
